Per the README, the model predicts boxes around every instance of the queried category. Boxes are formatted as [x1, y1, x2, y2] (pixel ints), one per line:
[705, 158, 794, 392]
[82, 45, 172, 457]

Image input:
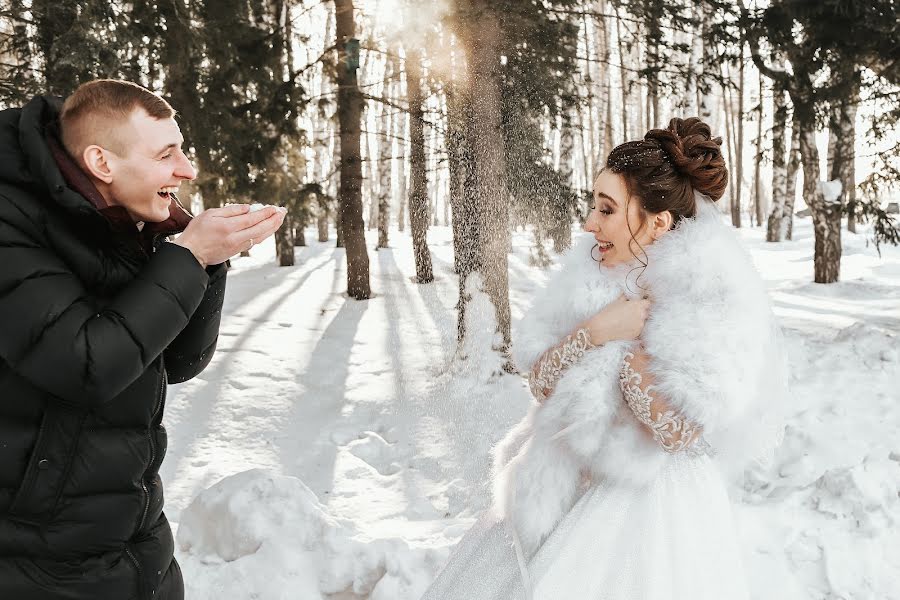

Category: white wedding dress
[422, 337, 751, 600]
[423, 207, 785, 600]
[422, 444, 748, 600]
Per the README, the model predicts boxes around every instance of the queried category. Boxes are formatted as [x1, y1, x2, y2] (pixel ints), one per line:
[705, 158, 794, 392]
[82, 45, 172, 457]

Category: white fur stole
[493, 197, 788, 555]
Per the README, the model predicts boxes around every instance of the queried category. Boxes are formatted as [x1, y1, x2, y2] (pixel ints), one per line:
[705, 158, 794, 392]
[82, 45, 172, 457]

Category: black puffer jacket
[0, 96, 226, 599]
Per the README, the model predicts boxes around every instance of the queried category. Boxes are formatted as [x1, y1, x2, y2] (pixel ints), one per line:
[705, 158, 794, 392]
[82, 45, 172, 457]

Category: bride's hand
[581, 294, 650, 346]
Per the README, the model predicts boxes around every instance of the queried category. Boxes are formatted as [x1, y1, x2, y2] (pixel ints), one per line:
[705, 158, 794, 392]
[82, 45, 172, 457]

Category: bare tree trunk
[830, 75, 859, 234]
[294, 221, 307, 246]
[366, 111, 377, 230]
[732, 46, 745, 228]
[753, 70, 766, 227]
[783, 114, 800, 241]
[596, 2, 613, 159]
[405, 44, 434, 283]
[466, 2, 511, 349]
[614, 5, 629, 141]
[722, 88, 737, 212]
[394, 46, 408, 232]
[698, 3, 715, 121]
[376, 54, 394, 249]
[276, 221, 294, 266]
[334, 0, 371, 299]
[646, 12, 661, 129]
[447, 44, 478, 278]
[453, 87, 482, 342]
[333, 116, 344, 248]
[317, 203, 330, 241]
[581, 13, 597, 185]
[682, 6, 701, 116]
[796, 102, 841, 283]
[552, 114, 575, 252]
[767, 85, 788, 242]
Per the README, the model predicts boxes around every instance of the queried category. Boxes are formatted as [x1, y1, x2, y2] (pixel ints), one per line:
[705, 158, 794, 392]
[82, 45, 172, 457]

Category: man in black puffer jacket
[0, 80, 286, 599]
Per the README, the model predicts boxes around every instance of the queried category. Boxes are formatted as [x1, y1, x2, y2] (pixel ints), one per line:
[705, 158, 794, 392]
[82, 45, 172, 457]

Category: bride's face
[584, 170, 664, 267]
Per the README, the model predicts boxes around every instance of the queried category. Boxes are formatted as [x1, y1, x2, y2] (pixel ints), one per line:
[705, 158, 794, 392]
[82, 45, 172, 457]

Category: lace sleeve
[528, 328, 596, 402]
[619, 350, 707, 454]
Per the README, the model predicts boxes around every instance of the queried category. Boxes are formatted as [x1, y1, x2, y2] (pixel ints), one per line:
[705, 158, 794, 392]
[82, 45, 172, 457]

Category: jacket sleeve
[0, 212, 211, 408]
[164, 258, 227, 383]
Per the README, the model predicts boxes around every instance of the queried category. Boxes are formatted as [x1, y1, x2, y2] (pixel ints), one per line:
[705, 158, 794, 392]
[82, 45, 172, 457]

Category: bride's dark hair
[599, 117, 728, 289]
[605, 117, 728, 220]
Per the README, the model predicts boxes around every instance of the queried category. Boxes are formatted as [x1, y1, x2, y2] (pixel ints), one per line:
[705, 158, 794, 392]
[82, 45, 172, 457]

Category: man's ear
[81, 145, 114, 184]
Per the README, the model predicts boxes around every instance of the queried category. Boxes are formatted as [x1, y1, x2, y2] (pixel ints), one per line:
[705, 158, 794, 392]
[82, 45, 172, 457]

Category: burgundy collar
[46, 132, 193, 250]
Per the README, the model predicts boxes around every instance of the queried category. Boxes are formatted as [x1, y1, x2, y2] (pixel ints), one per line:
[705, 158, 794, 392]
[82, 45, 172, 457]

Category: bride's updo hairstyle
[605, 117, 728, 224]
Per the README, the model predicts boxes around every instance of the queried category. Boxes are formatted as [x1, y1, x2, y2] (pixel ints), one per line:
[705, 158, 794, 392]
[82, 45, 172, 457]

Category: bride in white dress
[422, 117, 787, 600]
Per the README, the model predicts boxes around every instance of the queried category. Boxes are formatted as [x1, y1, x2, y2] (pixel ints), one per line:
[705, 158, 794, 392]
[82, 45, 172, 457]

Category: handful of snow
[176, 469, 445, 599]
[248, 203, 287, 213]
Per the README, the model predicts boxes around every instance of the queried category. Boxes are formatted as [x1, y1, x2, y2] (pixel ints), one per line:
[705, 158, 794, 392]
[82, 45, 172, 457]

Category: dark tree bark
[404, 45, 435, 283]
[464, 2, 511, 348]
[453, 88, 482, 344]
[294, 223, 306, 247]
[317, 207, 330, 242]
[276, 220, 294, 266]
[446, 65, 468, 276]
[333, 0, 370, 298]
[797, 103, 841, 283]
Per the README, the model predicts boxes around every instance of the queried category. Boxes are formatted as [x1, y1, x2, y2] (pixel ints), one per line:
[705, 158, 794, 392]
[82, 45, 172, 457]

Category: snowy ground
[161, 214, 900, 600]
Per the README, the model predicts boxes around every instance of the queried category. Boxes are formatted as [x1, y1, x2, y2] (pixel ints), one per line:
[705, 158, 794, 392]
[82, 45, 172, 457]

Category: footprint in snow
[346, 431, 402, 476]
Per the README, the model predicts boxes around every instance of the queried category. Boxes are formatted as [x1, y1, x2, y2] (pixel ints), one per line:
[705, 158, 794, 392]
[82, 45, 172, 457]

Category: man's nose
[175, 150, 197, 181]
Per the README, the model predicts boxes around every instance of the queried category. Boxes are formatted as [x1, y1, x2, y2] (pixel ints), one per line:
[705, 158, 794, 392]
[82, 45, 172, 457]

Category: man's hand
[172, 204, 287, 267]
[580, 294, 650, 346]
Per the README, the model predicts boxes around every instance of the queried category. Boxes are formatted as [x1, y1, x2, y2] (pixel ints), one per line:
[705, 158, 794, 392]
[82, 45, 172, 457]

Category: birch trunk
[753, 71, 766, 227]
[766, 85, 788, 242]
[783, 114, 800, 241]
[733, 46, 745, 228]
[614, 6, 629, 141]
[376, 56, 393, 249]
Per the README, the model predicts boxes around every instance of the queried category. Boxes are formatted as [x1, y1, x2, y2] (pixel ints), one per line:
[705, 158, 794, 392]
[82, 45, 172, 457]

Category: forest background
[1, 1, 899, 598]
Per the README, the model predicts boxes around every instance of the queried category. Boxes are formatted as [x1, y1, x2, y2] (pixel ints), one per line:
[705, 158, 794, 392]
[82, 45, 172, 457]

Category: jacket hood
[0, 95, 192, 241]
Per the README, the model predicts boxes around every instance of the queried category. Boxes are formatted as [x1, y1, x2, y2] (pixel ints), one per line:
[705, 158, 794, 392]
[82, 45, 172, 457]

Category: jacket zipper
[137, 356, 166, 533]
[125, 544, 146, 598]
[11, 414, 49, 513]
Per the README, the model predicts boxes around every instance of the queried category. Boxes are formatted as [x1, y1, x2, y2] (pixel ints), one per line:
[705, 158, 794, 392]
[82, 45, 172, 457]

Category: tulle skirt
[421, 452, 749, 600]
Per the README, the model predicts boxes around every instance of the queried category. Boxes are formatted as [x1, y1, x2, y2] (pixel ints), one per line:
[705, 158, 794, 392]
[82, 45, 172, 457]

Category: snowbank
[177, 469, 446, 600]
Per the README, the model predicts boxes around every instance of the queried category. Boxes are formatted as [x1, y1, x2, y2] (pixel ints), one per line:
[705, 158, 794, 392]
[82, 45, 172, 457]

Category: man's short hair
[60, 79, 175, 163]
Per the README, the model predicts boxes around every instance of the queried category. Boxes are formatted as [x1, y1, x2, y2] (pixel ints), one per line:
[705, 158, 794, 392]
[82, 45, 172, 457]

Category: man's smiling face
[104, 108, 196, 223]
